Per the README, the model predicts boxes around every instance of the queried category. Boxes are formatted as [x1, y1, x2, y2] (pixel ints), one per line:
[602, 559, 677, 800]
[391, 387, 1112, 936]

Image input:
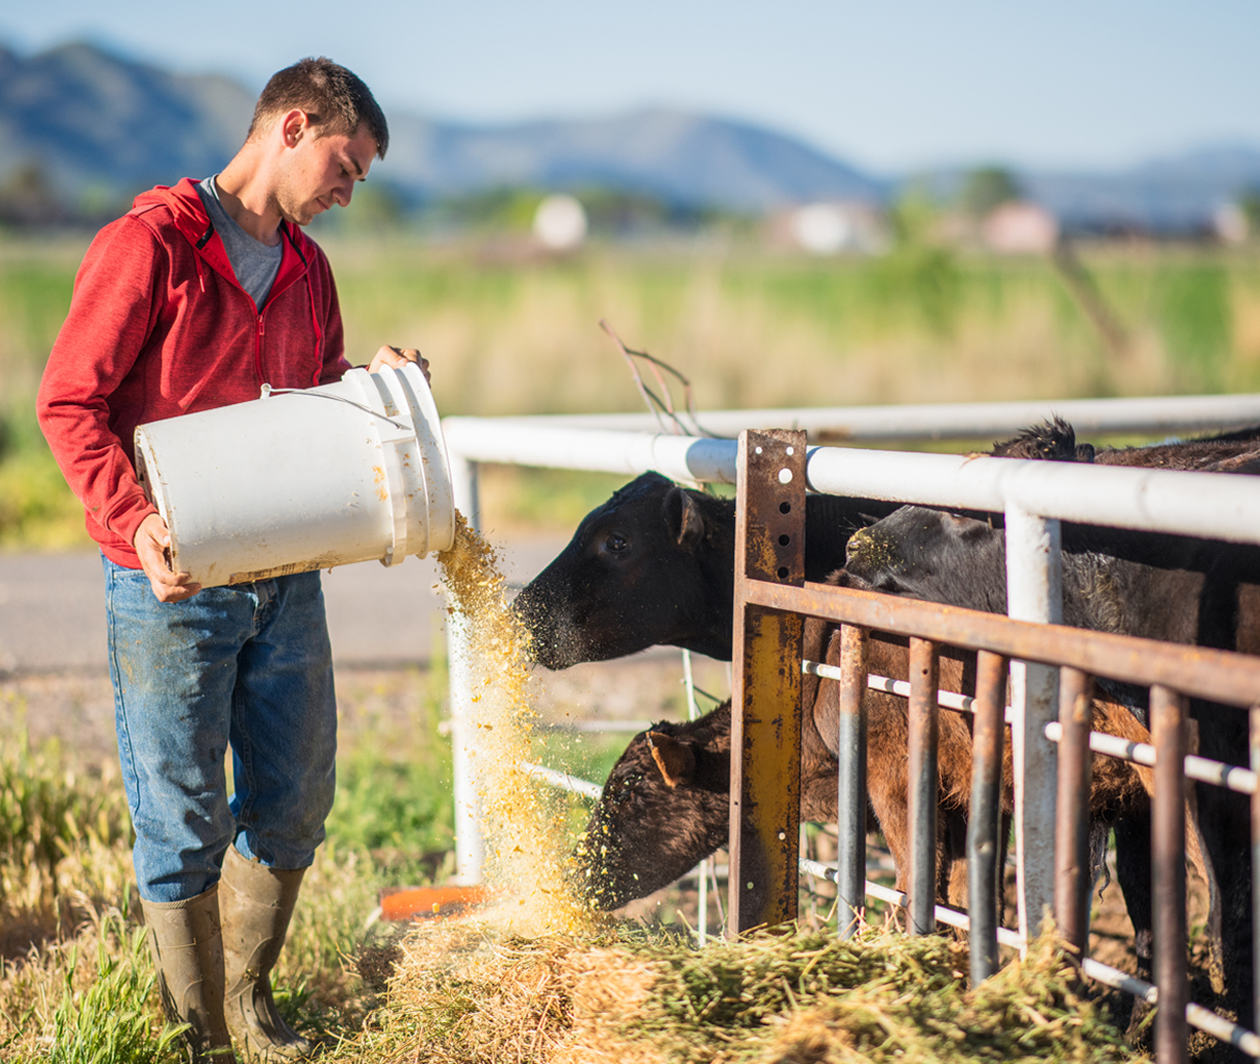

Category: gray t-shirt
[196, 175, 283, 310]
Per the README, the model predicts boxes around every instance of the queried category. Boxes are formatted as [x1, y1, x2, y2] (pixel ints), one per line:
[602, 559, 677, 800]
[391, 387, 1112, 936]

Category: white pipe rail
[443, 421, 1260, 547]
[445, 392, 1260, 441]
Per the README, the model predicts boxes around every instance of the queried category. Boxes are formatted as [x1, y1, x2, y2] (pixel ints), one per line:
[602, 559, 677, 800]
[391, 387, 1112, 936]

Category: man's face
[276, 116, 378, 226]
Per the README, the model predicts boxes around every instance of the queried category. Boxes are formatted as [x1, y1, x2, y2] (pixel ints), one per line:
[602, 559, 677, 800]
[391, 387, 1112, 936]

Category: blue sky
[2, 1, 1257, 175]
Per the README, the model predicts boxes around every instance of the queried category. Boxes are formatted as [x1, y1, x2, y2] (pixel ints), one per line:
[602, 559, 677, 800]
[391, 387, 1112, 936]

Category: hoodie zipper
[255, 314, 266, 386]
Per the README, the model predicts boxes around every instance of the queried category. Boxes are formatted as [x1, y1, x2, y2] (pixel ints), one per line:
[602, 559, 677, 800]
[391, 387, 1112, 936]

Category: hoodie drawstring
[305, 272, 323, 387]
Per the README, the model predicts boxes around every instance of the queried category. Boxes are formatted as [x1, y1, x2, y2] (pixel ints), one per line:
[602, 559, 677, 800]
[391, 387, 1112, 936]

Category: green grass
[4, 235, 1260, 551]
[47, 920, 187, 1064]
[0, 668, 463, 1061]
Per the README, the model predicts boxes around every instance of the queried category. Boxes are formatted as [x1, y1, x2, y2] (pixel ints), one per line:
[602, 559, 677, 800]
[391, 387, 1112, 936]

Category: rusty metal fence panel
[730, 429, 1260, 1060]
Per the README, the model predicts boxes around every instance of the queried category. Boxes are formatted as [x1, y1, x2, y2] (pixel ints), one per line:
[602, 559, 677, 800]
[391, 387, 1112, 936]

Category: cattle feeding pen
[439, 392, 1260, 1062]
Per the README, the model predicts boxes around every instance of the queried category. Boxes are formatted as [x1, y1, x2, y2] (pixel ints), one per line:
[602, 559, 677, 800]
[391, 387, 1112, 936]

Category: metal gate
[729, 429, 1260, 1062]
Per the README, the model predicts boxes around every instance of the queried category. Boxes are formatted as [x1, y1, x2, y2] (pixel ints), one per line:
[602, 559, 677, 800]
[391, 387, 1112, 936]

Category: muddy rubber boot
[219, 846, 314, 1061]
[141, 887, 238, 1063]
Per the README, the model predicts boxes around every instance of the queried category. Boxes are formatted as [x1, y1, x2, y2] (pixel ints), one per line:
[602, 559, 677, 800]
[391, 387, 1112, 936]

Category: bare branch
[599, 319, 720, 438]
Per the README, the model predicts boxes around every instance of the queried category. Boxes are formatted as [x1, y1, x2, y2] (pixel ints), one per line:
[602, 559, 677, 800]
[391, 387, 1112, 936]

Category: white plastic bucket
[133, 362, 455, 587]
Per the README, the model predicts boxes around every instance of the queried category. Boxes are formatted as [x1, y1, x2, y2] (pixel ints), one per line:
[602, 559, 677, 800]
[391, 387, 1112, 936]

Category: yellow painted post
[728, 429, 807, 935]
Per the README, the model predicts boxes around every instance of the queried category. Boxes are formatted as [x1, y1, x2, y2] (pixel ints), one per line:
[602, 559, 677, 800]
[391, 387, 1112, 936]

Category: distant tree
[1238, 187, 1260, 240]
[0, 162, 67, 227]
[427, 186, 547, 233]
[960, 166, 1023, 218]
[881, 189, 961, 338]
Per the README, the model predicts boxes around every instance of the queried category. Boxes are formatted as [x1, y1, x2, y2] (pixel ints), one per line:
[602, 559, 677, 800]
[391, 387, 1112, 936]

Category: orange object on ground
[378, 883, 492, 921]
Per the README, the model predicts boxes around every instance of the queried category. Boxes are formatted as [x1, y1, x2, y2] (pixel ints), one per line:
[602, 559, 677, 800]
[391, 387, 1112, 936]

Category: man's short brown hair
[249, 57, 389, 158]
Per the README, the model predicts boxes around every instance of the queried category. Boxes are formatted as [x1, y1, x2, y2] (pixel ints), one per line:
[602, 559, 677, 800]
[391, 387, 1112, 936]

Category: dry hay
[367, 914, 1142, 1064]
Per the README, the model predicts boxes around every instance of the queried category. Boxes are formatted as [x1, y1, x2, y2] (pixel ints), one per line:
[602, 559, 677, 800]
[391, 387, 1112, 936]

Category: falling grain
[437, 512, 593, 936]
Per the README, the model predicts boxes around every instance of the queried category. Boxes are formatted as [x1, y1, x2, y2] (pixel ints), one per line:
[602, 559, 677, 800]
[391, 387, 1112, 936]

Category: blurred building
[532, 194, 589, 251]
[980, 200, 1060, 254]
[767, 200, 890, 255]
[1213, 201, 1251, 244]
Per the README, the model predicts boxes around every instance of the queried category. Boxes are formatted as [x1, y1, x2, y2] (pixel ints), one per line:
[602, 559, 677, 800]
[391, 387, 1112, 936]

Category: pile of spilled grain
[436, 514, 591, 935]
[363, 918, 1140, 1063]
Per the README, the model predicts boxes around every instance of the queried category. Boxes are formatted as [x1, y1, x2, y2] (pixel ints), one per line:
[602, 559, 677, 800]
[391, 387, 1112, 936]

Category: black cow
[842, 422, 1260, 1031]
[514, 471, 898, 668]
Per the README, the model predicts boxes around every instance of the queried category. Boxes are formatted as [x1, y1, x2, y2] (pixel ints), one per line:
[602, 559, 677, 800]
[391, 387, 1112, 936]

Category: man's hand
[134, 513, 202, 603]
[368, 345, 430, 384]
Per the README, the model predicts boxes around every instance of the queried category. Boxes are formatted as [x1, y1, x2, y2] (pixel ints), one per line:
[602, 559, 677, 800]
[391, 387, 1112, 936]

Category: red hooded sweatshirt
[37, 178, 353, 569]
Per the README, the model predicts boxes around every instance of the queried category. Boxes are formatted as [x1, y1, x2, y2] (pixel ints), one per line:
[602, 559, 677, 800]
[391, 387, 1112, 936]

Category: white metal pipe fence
[442, 393, 1260, 890]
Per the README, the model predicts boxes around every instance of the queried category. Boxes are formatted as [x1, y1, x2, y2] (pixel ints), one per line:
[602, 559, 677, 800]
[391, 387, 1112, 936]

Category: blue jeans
[103, 557, 337, 902]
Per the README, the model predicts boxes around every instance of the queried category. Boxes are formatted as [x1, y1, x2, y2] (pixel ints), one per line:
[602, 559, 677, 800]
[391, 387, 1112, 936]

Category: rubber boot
[219, 846, 314, 1061]
[141, 886, 238, 1062]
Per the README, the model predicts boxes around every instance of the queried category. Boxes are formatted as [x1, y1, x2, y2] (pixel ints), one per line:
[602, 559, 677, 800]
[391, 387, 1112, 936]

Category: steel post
[1054, 667, 1093, 961]
[1152, 684, 1189, 1064]
[447, 455, 484, 885]
[1005, 503, 1062, 949]
[1253, 704, 1260, 1040]
[728, 430, 806, 935]
[908, 636, 940, 935]
[968, 650, 1008, 983]
[835, 624, 869, 938]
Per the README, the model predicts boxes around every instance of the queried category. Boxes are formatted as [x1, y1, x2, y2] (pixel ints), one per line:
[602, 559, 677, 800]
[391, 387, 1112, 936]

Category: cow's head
[513, 472, 735, 668]
[842, 505, 1008, 613]
[572, 704, 732, 909]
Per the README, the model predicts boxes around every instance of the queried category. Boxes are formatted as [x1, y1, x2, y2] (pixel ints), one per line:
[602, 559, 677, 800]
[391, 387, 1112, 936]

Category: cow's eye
[603, 532, 629, 554]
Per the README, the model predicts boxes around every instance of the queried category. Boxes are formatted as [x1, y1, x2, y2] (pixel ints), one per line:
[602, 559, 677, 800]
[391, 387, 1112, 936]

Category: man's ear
[280, 108, 309, 147]
[648, 731, 697, 788]
[663, 486, 706, 549]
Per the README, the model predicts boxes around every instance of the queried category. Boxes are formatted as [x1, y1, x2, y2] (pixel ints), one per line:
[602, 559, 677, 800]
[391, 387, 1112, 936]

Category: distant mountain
[0, 40, 887, 215]
[2, 39, 1259, 229]
[1022, 143, 1260, 231]
[0, 41, 254, 198]
[382, 107, 890, 210]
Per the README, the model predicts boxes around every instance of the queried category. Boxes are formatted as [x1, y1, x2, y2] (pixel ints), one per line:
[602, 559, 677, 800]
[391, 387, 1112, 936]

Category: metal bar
[1042, 722, 1257, 794]
[1054, 667, 1093, 961]
[835, 623, 869, 939]
[441, 414, 1260, 548]
[797, 857, 1025, 948]
[1152, 684, 1190, 1064]
[442, 392, 1260, 450]
[968, 650, 1008, 984]
[749, 579, 1260, 710]
[804, 445, 1260, 547]
[682, 649, 711, 948]
[808, 661, 1256, 793]
[1252, 704, 1260, 1036]
[907, 637, 940, 935]
[728, 430, 806, 935]
[1081, 958, 1260, 1056]
[1005, 504, 1062, 948]
[447, 455, 484, 885]
[519, 762, 603, 800]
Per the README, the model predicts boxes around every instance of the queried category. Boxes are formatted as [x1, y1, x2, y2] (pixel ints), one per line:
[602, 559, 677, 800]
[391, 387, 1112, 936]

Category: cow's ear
[664, 487, 707, 549]
[648, 731, 697, 788]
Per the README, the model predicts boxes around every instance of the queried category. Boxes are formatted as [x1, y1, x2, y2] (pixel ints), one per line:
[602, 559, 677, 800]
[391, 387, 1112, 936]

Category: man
[37, 58, 422, 1061]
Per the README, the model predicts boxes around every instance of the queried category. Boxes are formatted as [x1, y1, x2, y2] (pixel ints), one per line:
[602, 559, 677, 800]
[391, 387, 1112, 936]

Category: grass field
[3, 233, 1260, 549]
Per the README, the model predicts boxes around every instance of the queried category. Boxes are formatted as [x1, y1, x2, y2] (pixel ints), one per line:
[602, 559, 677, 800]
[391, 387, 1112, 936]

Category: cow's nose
[845, 528, 871, 563]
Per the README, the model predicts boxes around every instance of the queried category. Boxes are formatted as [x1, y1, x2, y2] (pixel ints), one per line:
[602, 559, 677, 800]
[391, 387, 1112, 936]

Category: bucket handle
[260, 384, 412, 432]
